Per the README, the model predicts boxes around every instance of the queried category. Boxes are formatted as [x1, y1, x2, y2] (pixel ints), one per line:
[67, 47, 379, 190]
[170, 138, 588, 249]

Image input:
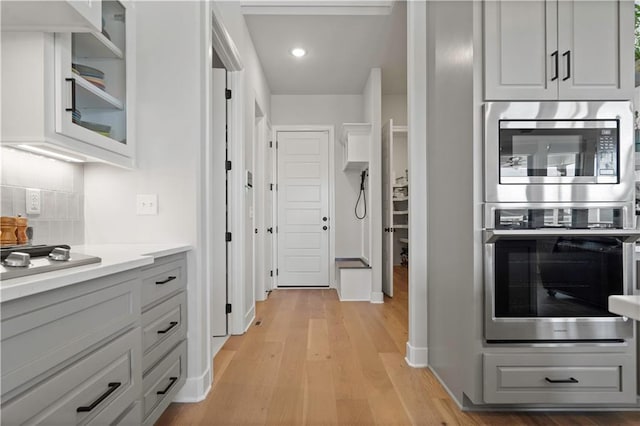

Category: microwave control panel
[596, 128, 617, 177]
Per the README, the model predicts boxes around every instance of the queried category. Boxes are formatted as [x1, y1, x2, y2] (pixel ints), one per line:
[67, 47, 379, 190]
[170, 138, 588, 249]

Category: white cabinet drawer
[142, 341, 187, 426]
[141, 256, 186, 308]
[142, 291, 187, 373]
[2, 327, 142, 425]
[484, 352, 636, 404]
[112, 401, 142, 426]
[1, 272, 140, 397]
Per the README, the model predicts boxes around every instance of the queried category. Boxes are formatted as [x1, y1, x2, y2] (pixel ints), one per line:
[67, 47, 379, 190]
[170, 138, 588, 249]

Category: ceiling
[243, 1, 407, 95]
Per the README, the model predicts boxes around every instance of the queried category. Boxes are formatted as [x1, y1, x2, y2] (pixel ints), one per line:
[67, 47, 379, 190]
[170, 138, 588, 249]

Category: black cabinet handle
[65, 77, 76, 112]
[562, 50, 571, 81]
[157, 321, 178, 334]
[545, 377, 578, 384]
[77, 382, 121, 412]
[156, 276, 176, 285]
[157, 377, 178, 395]
[550, 51, 558, 81]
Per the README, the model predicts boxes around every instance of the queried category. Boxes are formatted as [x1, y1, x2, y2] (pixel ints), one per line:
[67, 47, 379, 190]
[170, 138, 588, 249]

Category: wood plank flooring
[156, 266, 640, 425]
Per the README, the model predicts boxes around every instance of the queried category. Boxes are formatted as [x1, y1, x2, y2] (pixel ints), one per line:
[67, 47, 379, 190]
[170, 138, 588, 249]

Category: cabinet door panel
[484, 0, 558, 100]
[557, 0, 633, 99]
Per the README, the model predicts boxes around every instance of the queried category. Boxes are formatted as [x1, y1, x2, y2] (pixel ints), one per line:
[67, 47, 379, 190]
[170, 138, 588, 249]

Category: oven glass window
[498, 121, 618, 183]
[494, 237, 622, 318]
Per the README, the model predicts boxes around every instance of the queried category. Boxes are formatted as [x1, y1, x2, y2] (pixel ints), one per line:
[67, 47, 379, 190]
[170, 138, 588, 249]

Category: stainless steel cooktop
[0, 244, 102, 280]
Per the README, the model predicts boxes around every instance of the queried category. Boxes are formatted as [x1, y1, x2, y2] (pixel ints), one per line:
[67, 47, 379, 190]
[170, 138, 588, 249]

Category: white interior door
[212, 67, 228, 336]
[265, 125, 274, 290]
[276, 131, 330, 287]
[382, 120, 394, 297]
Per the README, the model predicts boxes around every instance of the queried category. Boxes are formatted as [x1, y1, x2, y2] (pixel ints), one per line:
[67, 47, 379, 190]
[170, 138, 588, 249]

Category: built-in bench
[335, 258, 371, 301]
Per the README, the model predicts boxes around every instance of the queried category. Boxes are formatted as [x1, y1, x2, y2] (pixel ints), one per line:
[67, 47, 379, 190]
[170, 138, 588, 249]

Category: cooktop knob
[49, 247, 71, 261]
[3, 252, 31, 267]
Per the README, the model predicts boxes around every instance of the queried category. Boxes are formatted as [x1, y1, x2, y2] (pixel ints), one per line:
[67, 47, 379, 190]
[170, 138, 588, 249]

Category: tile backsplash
[1, 147, 84, 245]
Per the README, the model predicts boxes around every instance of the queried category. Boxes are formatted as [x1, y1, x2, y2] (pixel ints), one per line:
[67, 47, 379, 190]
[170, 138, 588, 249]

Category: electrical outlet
[26, 189, 41, 214]
[136, 194, 158, 215]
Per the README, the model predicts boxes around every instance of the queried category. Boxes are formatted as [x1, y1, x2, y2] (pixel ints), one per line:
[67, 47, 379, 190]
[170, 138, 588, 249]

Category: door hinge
[225, 89, 232, 100]
[276, 269, 279, 276]
[270, 270, 273, 277]
[270, 183, 273, 191]
[226, 232, 232, 242]
[226, 160, 232, 171]
[276, 141, 279, 149]
[269, 141, 273, 148]
[226, 303, 232, 314]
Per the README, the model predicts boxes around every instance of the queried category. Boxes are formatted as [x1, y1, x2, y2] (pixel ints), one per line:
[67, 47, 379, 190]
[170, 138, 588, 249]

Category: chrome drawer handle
[157, 321, 178, 334]
[545, 377, 578, 384]
[155, 276, 176, 285]
[77, 382, 121, 412]
[157, 377, 178, 395]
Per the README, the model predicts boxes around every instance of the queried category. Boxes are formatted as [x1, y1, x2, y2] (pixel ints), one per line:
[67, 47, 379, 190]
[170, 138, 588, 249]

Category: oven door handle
[484, 229, 640, 244]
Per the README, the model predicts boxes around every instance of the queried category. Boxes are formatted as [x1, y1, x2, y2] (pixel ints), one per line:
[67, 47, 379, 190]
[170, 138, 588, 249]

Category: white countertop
[609, 295, 640, 321]
[0, 243, 192, 303]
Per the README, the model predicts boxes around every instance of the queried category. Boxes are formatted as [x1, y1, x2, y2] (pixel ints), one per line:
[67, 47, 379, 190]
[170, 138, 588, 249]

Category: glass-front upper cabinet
[55, 0, 135, 163]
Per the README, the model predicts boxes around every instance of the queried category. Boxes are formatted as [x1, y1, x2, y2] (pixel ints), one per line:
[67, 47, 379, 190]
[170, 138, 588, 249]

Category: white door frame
[211, 3, 245, 337]
[271, 125, 336, 288]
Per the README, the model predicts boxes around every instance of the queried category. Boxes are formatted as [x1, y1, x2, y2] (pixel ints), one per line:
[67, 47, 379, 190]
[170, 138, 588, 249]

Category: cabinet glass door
[56, 0, 132, 158]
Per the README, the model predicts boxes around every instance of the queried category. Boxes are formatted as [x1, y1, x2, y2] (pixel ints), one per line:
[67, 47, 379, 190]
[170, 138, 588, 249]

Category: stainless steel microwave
[484, 102, 634, 203]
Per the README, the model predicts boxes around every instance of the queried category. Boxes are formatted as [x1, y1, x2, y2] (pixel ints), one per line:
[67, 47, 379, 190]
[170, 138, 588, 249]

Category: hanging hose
[355, 169, 367, 219]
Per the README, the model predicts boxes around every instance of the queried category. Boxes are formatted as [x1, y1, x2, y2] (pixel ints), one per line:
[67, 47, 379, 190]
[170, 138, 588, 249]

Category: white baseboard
[405, 342, 429, 367]
[243, 305, 256, 333]
[211, 335, 229, 357]
[370, 291, 384, 304]
[173, 368, 212, 403]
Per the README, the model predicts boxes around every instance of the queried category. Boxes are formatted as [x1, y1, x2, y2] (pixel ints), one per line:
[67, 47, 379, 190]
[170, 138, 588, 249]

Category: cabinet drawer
[142, 341, 187, 426]
[484, 352, 636, 404]
[111, 401, 142, 426]
[2, 327, 142, 425]
[1, 273, 140, 397]
[141, 256, 186, 308]
[142, 291, 187, 373]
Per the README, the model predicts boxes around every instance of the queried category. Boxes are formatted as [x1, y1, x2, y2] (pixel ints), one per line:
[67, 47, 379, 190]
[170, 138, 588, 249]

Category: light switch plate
[136, 194, 158, 215]
[26, 188, 41, 214]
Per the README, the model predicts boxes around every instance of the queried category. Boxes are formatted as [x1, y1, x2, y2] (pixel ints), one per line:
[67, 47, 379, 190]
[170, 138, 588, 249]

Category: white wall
[362, 69, 383, 303]
[83, 1, 210, 401]
[270, 95, 364, 260]
[382, 94, 407, 126]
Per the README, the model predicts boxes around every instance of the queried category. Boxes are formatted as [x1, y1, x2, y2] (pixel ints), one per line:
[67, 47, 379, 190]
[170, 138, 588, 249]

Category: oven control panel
[597, 129, 617, 177]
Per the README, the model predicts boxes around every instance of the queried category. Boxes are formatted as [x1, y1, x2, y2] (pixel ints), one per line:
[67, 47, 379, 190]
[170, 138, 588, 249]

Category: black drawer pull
[155, 276, 176, 285]
[545, 377, 578, 384]
[157, 377, 178, 395]
[65, 77, 76, 112]
[157, 321, 178, 334]
[77, 382, 121, 412]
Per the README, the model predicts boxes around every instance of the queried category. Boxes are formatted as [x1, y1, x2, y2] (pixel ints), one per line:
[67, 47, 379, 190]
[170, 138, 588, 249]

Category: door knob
[322, 217, 328, 222]
[322, 225, 328, 231]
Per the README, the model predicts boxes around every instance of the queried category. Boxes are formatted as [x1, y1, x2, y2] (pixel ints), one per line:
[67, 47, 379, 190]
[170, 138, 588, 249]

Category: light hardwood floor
[157, 266, 640, 425]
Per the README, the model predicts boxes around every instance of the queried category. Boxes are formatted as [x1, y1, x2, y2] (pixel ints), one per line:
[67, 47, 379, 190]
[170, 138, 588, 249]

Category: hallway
[157, 268, 639, 425]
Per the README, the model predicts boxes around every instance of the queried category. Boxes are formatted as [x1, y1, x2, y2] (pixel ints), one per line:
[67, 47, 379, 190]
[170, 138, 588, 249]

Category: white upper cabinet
[1, 0, 102, 33]
[484, 0, 633, 101]
[1, 0, 135, 168]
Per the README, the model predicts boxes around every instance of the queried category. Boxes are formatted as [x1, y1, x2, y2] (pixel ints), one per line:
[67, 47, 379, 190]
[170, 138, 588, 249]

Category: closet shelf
[399, 238, 409, 244]
[393, 225, 409, 229]
[73, 31, 124, 59]
[74, 74, 124, 110]
[393, 210, 409, 215]
[393, 196, 408, 202]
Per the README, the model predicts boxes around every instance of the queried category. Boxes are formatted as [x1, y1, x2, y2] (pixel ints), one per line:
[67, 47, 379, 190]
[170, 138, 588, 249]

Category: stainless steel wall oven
[483, 102, 638, 342]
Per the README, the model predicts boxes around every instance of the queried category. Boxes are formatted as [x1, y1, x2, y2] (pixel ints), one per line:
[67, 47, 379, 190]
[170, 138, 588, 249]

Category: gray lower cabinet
[0, 251, 189, 425]
[139, 254, 188, 426]
[484, 352, 636, 404]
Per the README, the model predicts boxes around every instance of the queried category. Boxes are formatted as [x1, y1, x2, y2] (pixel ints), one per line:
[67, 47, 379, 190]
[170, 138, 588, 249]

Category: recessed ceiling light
[290, 47, 306, 58]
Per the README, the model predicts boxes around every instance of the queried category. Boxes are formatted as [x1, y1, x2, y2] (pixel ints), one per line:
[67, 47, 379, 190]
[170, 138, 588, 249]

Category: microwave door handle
[484, 229, 640, 243]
